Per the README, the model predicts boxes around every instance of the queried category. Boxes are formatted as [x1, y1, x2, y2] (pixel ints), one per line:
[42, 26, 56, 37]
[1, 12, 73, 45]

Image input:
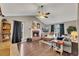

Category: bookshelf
[1, 19, 11, 42]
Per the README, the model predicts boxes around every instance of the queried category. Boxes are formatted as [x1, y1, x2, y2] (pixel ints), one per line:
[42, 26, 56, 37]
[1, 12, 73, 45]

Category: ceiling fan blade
[44, 16, 48, 18]
[46, 12, 50, 15]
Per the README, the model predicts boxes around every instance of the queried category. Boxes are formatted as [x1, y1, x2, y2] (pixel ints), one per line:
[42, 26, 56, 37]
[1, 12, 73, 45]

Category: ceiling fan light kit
[36, 5, 50, 19]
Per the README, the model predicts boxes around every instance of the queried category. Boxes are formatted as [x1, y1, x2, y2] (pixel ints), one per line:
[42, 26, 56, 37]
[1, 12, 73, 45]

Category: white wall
[5, 16, 45, 42]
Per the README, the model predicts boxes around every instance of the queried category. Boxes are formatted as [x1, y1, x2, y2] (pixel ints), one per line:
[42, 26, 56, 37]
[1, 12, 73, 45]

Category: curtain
[12, 21, 22, 43]
[60, 24, 64, 36]
[51, 25, 54, 32]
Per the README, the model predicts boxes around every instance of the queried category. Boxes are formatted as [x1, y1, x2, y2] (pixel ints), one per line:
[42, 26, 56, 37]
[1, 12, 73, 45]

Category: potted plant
[67, 26, 77, 34]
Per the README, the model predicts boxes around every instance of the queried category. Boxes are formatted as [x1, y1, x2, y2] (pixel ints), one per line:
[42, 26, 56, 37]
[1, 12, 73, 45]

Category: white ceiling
[0, 3, 78, 25]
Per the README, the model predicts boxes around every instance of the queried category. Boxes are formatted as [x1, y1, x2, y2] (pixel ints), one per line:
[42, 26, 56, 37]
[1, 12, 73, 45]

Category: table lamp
[71, 31, 78, 41]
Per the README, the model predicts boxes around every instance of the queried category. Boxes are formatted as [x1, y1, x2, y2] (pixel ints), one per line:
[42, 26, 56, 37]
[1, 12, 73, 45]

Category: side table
[72, 42, 78, 56]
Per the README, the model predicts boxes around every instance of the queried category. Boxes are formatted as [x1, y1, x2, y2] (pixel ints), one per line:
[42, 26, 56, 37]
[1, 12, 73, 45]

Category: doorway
[12, 21, 22, 43]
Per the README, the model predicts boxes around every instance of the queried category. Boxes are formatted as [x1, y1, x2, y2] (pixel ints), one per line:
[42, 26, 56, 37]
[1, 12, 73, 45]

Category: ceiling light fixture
[36, 5, 50, 19]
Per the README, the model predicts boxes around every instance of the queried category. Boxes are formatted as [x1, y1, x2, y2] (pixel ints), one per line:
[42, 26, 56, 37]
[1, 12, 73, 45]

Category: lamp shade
[71, 31, 78, 41]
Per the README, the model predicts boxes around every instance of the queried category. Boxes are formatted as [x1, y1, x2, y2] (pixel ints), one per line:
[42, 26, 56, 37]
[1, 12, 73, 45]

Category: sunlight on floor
[0, 41, 10, 56]
[10, 43, 20, 56]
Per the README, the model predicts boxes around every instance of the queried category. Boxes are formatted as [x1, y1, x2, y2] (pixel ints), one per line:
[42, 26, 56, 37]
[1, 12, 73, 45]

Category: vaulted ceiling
[0, 3, 78, 25]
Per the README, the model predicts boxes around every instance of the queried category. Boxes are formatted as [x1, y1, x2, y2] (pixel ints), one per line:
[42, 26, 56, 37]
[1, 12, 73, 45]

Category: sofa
[63, 36, 72, 53]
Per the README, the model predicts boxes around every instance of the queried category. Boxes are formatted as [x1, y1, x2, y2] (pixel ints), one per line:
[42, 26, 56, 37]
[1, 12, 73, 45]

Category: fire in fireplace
[33, 31, 39, 37]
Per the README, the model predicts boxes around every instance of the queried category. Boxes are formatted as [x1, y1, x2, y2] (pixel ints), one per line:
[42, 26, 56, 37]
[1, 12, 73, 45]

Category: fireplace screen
[33, 31, 39, 37]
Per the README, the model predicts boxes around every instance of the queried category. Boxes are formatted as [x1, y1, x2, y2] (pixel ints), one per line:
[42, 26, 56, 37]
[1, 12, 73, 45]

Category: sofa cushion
[64, 41, 71, 47]
[64, 38, 71, 41]
[63, 46, 72, 53]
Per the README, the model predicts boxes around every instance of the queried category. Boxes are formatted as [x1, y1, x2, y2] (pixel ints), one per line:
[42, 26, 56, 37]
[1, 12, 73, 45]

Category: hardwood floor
[0, 41, 10, 56]
[0, 40, 75, 56]
[18, 40, 74, 56]
[10, 43, 20, 56]
[19, 41, 60, 56]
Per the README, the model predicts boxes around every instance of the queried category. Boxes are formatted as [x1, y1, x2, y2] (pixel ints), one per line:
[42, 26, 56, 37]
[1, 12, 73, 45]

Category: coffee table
[39, 38, 54, 48]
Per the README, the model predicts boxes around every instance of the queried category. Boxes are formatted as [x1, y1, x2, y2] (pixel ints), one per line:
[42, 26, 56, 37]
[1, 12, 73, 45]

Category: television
[42, 27, 49, 32]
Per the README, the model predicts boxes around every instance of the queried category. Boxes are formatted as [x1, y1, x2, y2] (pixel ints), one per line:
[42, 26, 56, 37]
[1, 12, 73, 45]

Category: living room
[0, 3, 78, 56]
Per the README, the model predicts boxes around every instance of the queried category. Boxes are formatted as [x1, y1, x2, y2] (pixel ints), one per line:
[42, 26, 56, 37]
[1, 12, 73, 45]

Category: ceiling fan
[36, 5, 50, 19]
